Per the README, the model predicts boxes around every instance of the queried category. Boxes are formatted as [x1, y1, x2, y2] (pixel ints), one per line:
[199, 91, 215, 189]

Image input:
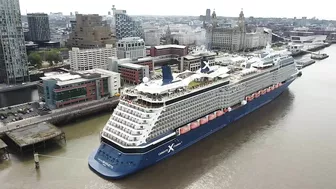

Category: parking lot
[0, 102, 40, 124]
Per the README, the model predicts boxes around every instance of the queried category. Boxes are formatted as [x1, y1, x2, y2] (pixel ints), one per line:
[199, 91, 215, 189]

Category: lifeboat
[190, 122, 200, 129]
[261, 89, 266, 95]
[247, 96, 252, 102]
[271, 86, 275, 90]
[179, 125, 191, 134]
[208, 113, 216, 121]
[267, 88, 271, 92]
[255, 92, 260, 98]
[279, 83, 283, 86]
[224, 108, 228, 113]
[200, 117, 208, 125]
[275, 84, 279, 89]
[217, 110, 224, 117]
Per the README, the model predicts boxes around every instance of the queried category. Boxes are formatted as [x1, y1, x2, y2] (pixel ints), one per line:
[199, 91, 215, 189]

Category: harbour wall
[0, 99, 119, 135]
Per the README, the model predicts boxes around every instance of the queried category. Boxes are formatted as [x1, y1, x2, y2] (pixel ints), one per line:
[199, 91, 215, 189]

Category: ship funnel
[200, 57, 210, 73]
[162, 65, 173, 85]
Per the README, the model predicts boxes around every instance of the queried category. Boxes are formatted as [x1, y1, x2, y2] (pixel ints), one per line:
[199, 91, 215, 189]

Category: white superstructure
[101, 48, 298, 148]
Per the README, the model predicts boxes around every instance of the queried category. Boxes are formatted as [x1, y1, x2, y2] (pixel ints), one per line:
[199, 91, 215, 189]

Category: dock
[0, 139, 9, 159]
[5, 122, 65, 153]
[296, 58, 316, 69]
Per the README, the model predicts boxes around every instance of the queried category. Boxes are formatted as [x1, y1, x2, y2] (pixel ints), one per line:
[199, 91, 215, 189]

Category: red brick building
[150, 44, 188, 57]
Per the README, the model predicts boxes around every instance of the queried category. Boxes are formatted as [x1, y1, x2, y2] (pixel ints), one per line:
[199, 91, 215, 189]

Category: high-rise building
[69, 44, 117, 71]
[27, 13, 51, 43]
[0, 0, 29, 84]
[206, 9, 211, 22]
[67, 14, 116, 49]
[116, 37, 146, 59]
[113, 6, 144, 40]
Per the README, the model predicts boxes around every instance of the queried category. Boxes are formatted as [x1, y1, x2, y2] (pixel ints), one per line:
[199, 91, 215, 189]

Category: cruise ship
[88, 48, 300, 179]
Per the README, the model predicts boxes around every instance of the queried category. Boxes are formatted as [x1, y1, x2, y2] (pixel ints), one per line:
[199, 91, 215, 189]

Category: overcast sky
[19, 0, 336, 20]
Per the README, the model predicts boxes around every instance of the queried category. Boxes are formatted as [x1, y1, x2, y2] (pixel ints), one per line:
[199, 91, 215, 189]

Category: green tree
[28, 52, 42, 68]
[173, 39, 179, 45]
[46, 50, 62, 66]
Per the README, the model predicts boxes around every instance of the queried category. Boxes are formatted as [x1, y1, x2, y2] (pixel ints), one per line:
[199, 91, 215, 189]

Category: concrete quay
[0, 98, 119, 135]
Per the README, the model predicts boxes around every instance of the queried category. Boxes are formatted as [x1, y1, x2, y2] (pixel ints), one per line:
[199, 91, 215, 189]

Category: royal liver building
[205, 9, 272, 52]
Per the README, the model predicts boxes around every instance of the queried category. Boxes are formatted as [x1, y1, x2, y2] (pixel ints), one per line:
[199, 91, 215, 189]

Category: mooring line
[37, 154, 87, 161]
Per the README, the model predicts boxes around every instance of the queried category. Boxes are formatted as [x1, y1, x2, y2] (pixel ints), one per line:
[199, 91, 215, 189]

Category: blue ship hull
[88, 78, 296, 179]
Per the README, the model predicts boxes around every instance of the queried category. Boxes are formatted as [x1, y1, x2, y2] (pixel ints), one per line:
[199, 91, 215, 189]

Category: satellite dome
[143, 77, 149, 83]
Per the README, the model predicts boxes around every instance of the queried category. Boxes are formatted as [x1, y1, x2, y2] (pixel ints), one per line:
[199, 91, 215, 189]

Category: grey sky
[19, 0, 336, 20]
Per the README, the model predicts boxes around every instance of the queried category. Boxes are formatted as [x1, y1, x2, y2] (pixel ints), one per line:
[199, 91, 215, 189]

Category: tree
[173, 39, 179, 45]
[28, 52, 42, 68]
[46, 50, 62, 66]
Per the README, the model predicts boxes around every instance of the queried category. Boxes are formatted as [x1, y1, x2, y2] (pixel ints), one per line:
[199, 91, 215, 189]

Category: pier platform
[5, 122, 65, 153]
[0, 139, 9, 159]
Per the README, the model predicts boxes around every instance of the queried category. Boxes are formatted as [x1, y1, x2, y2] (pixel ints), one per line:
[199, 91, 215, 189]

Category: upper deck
[122, 49, 294, 105]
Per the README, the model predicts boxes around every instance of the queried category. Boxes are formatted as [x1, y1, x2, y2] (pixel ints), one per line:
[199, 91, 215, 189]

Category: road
[0, 81, 39, 93]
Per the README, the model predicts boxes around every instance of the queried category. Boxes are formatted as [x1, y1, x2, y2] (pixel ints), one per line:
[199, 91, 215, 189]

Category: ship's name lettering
[98, 158, 114, 169]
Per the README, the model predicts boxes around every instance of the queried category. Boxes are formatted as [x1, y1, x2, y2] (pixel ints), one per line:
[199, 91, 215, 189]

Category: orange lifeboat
[261, 89, 266, 95]
[179, 125, 191, 134]
[200, 117, 208, 125]
[246, 96, 252, 102]
[271, 86, 275, 90]
[279, 83, 283, 86]
[255, 92, 260, 98]
[275, 84, 279, 89]
[208, 113, 216, 121]
[224, 108, 228, 113]
[190, 122, 200, 130]
[217, 110, 224, 117]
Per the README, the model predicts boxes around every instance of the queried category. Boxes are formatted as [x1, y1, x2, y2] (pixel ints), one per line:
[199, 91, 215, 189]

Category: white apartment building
[171, 28, 206, 46]
[117, 37, 146, 59]
[69, 44, 116, 71]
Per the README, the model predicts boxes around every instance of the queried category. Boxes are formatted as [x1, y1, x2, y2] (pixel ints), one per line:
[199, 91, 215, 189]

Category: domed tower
[238, 8, 246, 32]
[211, 9, 218, 28]
[238, 8, 246, 51]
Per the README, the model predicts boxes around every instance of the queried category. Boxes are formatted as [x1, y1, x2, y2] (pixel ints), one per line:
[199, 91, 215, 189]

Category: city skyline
[19, 0, 336, 20]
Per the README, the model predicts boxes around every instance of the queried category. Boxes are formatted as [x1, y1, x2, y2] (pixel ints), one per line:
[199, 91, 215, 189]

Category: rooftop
[119, 63, 146, 69]
[118, 37, 144, 43]
[41, 69, 117, 86]
[154, 44, 186, 50]
[5, 122, 64, 147]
